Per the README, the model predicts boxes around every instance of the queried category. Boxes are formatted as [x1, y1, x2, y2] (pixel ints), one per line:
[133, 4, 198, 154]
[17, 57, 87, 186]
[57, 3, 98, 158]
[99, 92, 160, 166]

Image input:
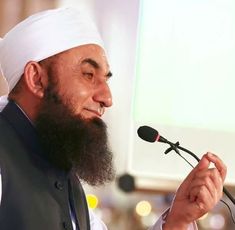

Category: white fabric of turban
[0, 7, 104, 111]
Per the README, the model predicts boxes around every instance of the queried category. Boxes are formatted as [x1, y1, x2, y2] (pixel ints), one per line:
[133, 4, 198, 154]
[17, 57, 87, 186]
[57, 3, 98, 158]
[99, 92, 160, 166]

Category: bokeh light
[135, 200, 152, 217]
[209, 214, 225, 229]
[86, 194, 99, 209]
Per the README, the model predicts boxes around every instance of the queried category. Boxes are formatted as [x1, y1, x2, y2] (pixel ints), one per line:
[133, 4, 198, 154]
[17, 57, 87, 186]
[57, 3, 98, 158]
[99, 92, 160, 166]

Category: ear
[23, 61, 47, 98]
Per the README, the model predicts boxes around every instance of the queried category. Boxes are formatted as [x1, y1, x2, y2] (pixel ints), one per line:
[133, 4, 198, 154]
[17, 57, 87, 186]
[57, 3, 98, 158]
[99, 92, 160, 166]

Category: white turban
[0, 7, 104, 111]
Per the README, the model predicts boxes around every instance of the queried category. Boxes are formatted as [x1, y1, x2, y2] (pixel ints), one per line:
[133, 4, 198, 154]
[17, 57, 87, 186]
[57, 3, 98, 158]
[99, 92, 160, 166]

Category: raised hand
[163, 152, 227, 230]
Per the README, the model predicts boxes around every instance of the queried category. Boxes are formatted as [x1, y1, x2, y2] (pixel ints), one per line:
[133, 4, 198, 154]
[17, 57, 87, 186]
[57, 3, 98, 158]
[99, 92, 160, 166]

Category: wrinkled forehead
[54, 44, 110, 72]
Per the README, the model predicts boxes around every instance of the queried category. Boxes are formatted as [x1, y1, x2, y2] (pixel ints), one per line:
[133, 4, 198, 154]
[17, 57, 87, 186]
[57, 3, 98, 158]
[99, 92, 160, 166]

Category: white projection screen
[129, 0, 235, 187]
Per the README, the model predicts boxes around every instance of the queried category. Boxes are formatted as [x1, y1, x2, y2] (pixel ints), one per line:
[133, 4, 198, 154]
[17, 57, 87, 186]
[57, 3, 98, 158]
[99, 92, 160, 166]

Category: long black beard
[35, 84, 115, 186]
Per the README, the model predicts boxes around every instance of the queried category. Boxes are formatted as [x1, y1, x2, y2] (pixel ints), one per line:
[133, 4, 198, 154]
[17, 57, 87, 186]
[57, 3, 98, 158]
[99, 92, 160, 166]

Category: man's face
[35, 44, 115, 186]
[51, 44, 112, 119]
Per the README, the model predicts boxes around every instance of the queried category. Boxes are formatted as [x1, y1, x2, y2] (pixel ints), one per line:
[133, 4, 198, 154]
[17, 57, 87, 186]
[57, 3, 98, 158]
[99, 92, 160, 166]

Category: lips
[84, 107, 105, 117]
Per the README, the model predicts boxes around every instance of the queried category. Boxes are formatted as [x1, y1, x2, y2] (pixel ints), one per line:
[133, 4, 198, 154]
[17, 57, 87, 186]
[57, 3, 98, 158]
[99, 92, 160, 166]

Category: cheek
[79, 89, 90, 97]
[66, 87, 92, 111]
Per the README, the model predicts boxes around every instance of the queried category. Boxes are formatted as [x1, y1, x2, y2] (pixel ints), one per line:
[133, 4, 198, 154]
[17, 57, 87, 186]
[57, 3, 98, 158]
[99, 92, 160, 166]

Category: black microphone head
[137, 126, 159, 142]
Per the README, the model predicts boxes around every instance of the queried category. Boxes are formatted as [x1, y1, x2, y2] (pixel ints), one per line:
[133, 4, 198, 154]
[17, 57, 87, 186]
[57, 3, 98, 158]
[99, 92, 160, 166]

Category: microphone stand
[163, 140, 235, 205]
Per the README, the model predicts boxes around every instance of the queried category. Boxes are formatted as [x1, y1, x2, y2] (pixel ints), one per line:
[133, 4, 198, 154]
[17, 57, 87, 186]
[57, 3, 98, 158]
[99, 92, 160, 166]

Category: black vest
[0, 102, 90, 230]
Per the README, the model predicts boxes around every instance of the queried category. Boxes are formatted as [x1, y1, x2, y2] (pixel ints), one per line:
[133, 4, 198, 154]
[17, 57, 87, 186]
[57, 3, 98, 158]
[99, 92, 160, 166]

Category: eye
[83, 72, 94, 80]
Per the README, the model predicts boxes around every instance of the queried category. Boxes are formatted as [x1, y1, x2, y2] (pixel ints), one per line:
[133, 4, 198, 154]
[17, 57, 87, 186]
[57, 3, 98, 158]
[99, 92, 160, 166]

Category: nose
[93, 82, 113, 107]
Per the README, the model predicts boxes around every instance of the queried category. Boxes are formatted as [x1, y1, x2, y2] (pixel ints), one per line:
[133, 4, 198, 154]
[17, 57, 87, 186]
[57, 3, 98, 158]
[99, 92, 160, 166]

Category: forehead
[56, 44, 109, 70]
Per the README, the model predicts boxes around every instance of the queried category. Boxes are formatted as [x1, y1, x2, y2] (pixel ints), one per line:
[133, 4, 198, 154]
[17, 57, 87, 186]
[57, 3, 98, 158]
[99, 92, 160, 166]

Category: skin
[163, 152, 226, 230]
[11, 44, 226, 229]
[12, 44, 112, 122]
[47, 45, 113, 119]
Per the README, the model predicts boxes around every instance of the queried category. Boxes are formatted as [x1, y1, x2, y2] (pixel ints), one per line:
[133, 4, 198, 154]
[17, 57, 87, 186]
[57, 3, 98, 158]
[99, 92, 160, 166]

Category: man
[0, 7, 226, 230]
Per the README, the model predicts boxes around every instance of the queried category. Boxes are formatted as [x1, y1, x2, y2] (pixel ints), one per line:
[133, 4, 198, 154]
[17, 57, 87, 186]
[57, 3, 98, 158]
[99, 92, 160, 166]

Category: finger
[186, 154, 210, 180]
[205, 152, 227, 182]
[193, 168, 223, 192]
[196, 154, 211, 170]
[189, 184, 211, 203]
[177, 153, 225, 197]
[177, 154, 211, 193]
[189, 185, 214, 211]
[188, 174, 221, 203]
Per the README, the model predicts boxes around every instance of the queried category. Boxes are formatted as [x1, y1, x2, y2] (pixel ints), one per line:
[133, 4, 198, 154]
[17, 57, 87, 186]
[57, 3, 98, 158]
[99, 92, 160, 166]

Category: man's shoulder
[0, 113, 22, 149]
[0, 114, 14, 136]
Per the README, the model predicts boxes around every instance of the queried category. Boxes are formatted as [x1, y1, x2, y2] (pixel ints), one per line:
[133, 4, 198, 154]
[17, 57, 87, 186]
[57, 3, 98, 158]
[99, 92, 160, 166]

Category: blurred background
[1, 0, 235, 229]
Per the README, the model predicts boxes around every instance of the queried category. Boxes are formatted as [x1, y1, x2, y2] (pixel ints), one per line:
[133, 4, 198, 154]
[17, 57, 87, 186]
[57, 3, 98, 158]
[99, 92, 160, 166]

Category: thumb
[196, 153, 211, 171]
[178, 154, 210, 191]
[186, 154, 210, 180]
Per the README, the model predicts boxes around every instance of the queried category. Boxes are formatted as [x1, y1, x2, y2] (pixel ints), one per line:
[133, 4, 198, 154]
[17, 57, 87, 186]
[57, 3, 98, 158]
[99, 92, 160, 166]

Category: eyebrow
[81, 58, 113, 78]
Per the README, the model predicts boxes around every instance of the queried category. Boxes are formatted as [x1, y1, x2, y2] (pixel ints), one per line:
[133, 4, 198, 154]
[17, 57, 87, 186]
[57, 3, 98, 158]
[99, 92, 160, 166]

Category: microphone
[137, 125, 235, 206]
[137, 126, 200, 161]
[137, 125, 168, 143]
